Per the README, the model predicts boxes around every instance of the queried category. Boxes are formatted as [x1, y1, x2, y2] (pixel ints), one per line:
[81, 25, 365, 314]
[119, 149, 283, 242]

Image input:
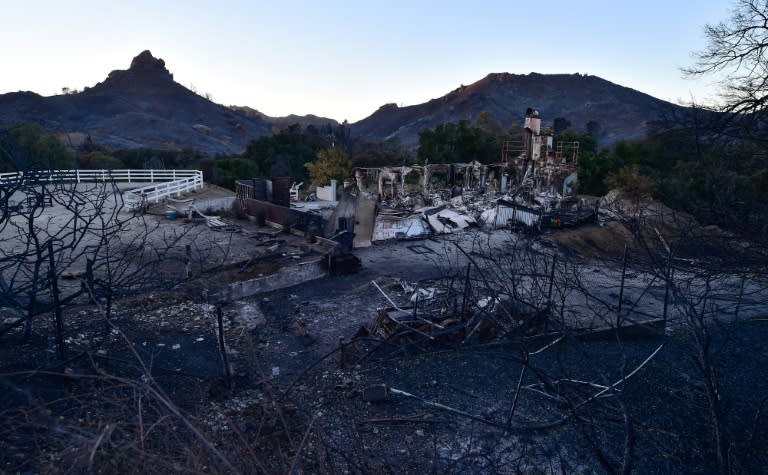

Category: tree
[417, 120, 498, 164]
[604, 164, 655, 198]
[242, 129, 322, 181]
[475, 110, 503, 138]
[304, 147, 352, 187]
[78, 151, 124, 169]
[348, 135, 415, 168]
[556, 127, 597, 155]
[684, 0, 768, 140]
[577, 149, 612, 195]
[0, 123, 76, 171]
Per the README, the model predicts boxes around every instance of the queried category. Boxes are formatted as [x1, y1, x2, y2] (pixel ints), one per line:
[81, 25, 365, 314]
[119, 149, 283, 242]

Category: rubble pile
[350, 109, 595, 245]
[362, 278, 549, 351]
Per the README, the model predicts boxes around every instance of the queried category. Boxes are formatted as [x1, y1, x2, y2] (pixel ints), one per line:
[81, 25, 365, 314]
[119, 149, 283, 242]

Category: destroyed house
[235, 109, 592, 247]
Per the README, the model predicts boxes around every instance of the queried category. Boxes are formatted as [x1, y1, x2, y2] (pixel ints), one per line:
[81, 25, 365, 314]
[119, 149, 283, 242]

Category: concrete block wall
[215, 258, 326, 302]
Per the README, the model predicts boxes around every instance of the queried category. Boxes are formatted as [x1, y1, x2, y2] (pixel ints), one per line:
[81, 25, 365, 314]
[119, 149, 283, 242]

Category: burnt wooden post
[48, 241, 65, 359]
[216, 306, 231, 387]
[616, 245, 629, 328]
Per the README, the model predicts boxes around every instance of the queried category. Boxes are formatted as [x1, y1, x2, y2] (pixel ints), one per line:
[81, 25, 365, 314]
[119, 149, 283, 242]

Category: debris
[236, 304, 266, 330]
[410, 287, 435, 303]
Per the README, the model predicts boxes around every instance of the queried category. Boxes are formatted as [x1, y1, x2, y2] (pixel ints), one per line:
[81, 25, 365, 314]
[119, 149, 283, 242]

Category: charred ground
[2, 208, 768, 473]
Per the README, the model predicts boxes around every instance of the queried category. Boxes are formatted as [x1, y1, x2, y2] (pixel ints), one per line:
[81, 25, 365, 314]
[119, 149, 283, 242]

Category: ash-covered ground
[2, 204, 768, 473]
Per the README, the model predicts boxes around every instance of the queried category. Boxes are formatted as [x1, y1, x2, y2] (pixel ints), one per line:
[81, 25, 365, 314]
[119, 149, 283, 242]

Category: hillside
[229, 105, 339, 131]
[1, 55, 689, 154]
[0, 51, 275, 154]
[351, 72, 686, 146]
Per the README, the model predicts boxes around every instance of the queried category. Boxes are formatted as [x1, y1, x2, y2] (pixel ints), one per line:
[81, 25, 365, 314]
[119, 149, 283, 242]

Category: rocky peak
[129, 50, 168, 72]
[104, 50, 173, 83]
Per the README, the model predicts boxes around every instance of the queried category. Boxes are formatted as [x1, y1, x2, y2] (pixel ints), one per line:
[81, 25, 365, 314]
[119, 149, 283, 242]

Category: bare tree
[684, 0, 768, 140]
[0, 173, 129, 344]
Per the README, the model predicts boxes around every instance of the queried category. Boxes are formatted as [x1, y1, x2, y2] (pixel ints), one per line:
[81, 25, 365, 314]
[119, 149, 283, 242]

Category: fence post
[616, 245, 629, 327]
[150, 169, 154, 182]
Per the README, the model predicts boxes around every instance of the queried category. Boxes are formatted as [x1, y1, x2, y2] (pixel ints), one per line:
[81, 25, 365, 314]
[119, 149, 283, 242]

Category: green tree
[78, 151, 124, 169]
[199, 157, 260, 190]
[417, 120, 497, 164]
[604, 164, 654, 198]
[350, 137, 412, 167]
[577, 149, 612, 195]
[304, 147, 352, 187]
[242, 130, 321, 181]
[0, 123, 75, 171]
[556, 127, 597, 155]
[475, 110, 502, 139]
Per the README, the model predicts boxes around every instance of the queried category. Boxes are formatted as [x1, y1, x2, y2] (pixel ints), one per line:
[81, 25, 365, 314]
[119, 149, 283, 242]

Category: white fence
[0, 169, 204, 210]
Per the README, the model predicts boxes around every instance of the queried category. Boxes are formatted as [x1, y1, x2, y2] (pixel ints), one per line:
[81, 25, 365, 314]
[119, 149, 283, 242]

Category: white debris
[236, 304, 267, 330]
[410, 287, 436, 302]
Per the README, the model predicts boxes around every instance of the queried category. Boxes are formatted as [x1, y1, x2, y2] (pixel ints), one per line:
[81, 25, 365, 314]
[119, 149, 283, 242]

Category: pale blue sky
[1, 1, 732, 122]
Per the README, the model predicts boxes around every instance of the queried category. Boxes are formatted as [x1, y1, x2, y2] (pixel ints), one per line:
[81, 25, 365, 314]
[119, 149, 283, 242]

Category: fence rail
[0, 169, 204, 210]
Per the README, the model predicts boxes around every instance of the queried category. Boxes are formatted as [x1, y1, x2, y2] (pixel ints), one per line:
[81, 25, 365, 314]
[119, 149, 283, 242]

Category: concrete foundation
[215, 258, 327, 302]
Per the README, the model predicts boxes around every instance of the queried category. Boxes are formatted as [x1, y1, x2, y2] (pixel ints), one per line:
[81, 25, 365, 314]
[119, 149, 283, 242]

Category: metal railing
[0, 169, 204, 210]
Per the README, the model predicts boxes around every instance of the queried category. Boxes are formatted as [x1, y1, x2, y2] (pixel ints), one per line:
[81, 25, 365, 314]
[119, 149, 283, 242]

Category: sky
[0, 1, 734, 123]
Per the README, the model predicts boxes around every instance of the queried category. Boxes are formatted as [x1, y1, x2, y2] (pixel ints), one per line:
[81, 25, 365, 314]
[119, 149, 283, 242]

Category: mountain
[1, 54, 688, 154]
[351, 72, 686, 146]
[0, 51, 274, 154]
[229, 106, 339, 131]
